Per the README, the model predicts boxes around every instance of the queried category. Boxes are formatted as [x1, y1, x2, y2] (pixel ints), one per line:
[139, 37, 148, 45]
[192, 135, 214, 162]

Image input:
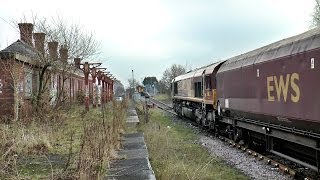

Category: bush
[76, 91, 85, 104]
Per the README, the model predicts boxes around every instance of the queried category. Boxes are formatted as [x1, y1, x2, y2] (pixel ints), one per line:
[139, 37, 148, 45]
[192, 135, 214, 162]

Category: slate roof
[0, 39, 86, 78]
[0, 40, 37, 58]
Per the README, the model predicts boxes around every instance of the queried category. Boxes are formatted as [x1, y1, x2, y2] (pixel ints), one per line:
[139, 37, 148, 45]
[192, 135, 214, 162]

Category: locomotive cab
[203, 61, 225, 110]
[171, 61, 224, 127]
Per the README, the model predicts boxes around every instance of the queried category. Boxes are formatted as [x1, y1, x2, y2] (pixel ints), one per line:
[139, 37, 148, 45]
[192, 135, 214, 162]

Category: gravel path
[199, 135, 292, 180]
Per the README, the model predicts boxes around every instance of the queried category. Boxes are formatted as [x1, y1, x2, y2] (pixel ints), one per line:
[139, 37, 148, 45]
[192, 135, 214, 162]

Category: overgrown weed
[0, 100, 127, 179]
[137, 106, 247, 180]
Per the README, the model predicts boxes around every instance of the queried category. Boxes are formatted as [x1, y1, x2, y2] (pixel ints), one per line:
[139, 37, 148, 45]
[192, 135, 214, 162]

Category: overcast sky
[0, 0, 316, 87]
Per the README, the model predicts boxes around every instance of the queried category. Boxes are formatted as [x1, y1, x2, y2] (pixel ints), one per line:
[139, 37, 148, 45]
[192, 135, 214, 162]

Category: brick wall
[0, 58, 21, 120]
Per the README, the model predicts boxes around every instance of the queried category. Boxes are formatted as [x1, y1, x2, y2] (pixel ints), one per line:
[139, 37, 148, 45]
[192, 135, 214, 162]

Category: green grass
[137, 108, 248, 180]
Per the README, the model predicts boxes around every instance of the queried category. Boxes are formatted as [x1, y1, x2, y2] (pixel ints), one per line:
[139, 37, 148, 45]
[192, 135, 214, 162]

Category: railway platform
[106, 105, 155, 180]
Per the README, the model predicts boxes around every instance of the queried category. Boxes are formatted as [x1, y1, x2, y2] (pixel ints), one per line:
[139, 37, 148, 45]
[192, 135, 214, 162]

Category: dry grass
[0, 100, 127, 179]
[137, 106, 248, 180]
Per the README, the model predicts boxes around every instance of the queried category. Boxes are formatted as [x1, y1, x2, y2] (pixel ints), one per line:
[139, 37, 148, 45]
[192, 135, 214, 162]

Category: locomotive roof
[219, 27, 320, 72]
[173, 70, 194, 82]
[173, 61, 222, 82]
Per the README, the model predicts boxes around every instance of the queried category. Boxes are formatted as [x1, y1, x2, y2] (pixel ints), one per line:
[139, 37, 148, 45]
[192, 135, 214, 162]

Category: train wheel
[234, 128, 243, 143]
[217, 101, 221, 116]
[201, 113, 208, 127]
[226, 125, 234, 140]
[208, 121, 214, 130]
[207, 111, 215, 131]
[177, 105, 182, 117]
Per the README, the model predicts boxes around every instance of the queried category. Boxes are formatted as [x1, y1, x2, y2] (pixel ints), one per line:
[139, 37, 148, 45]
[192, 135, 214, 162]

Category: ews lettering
[267, 73, 300, 103]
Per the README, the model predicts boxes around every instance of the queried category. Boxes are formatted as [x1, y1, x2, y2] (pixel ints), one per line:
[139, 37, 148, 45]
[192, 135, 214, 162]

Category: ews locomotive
[172, 28, 320, 171]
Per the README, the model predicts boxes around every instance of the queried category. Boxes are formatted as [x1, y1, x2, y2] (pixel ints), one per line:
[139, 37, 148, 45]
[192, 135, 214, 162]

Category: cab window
[205, 75, 211, 90]
[194, 82, 203, 97]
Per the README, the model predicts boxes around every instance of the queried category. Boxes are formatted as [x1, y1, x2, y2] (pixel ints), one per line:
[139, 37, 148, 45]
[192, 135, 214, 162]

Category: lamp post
[91, 67, 97, 108]
[107, 74, 113, 102]
[108, 75, 114, 101]
[97, 70, 102, 106]
[106, 74, 109, 103]
[80, 61, 102, 111]
[83, 62, 90, 111]
[101, 74, 106, 105]
[95, 68, 107, 107]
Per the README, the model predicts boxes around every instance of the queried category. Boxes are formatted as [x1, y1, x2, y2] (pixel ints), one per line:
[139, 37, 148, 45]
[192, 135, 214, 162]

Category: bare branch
[311, 1, 320, 28]
[34, 16, 101, 59]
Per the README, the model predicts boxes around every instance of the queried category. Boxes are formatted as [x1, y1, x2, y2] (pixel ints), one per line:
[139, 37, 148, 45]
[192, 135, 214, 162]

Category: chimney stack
[18, 23, 34, 46]
[33, 33, 45, 54]
[59, 45, 68, 63]
[48, 41, 58, 61]
[74, 58, 81, 68]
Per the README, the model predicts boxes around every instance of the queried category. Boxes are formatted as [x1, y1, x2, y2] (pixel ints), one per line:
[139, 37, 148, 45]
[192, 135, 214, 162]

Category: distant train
[172, 28, 320, 171]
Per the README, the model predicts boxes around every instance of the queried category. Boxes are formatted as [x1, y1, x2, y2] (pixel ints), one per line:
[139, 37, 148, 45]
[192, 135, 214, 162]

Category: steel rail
[149, 97, 173, 110]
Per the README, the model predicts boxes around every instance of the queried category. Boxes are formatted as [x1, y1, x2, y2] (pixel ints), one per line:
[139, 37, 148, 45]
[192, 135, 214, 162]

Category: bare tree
[34, 15, 100, 59]
[160, 64, 186, 94]
[311, 0, 320, 27]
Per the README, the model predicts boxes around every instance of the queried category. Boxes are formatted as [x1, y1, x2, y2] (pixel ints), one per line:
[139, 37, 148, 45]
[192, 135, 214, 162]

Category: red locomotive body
[217, 29, 320, 133]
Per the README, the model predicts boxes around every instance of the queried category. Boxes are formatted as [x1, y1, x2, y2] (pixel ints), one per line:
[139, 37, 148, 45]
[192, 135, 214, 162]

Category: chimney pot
[74, 58, 81, 68]
[59, 45, 68, 63]
[33, 32, 46, 54]
[18, 23, 34, 46]
[48, 41, 58, 61]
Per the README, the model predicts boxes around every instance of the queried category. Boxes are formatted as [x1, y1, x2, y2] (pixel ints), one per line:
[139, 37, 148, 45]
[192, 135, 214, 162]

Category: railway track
[149, 97, 176, 115]
[148, 98, 316, 180]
